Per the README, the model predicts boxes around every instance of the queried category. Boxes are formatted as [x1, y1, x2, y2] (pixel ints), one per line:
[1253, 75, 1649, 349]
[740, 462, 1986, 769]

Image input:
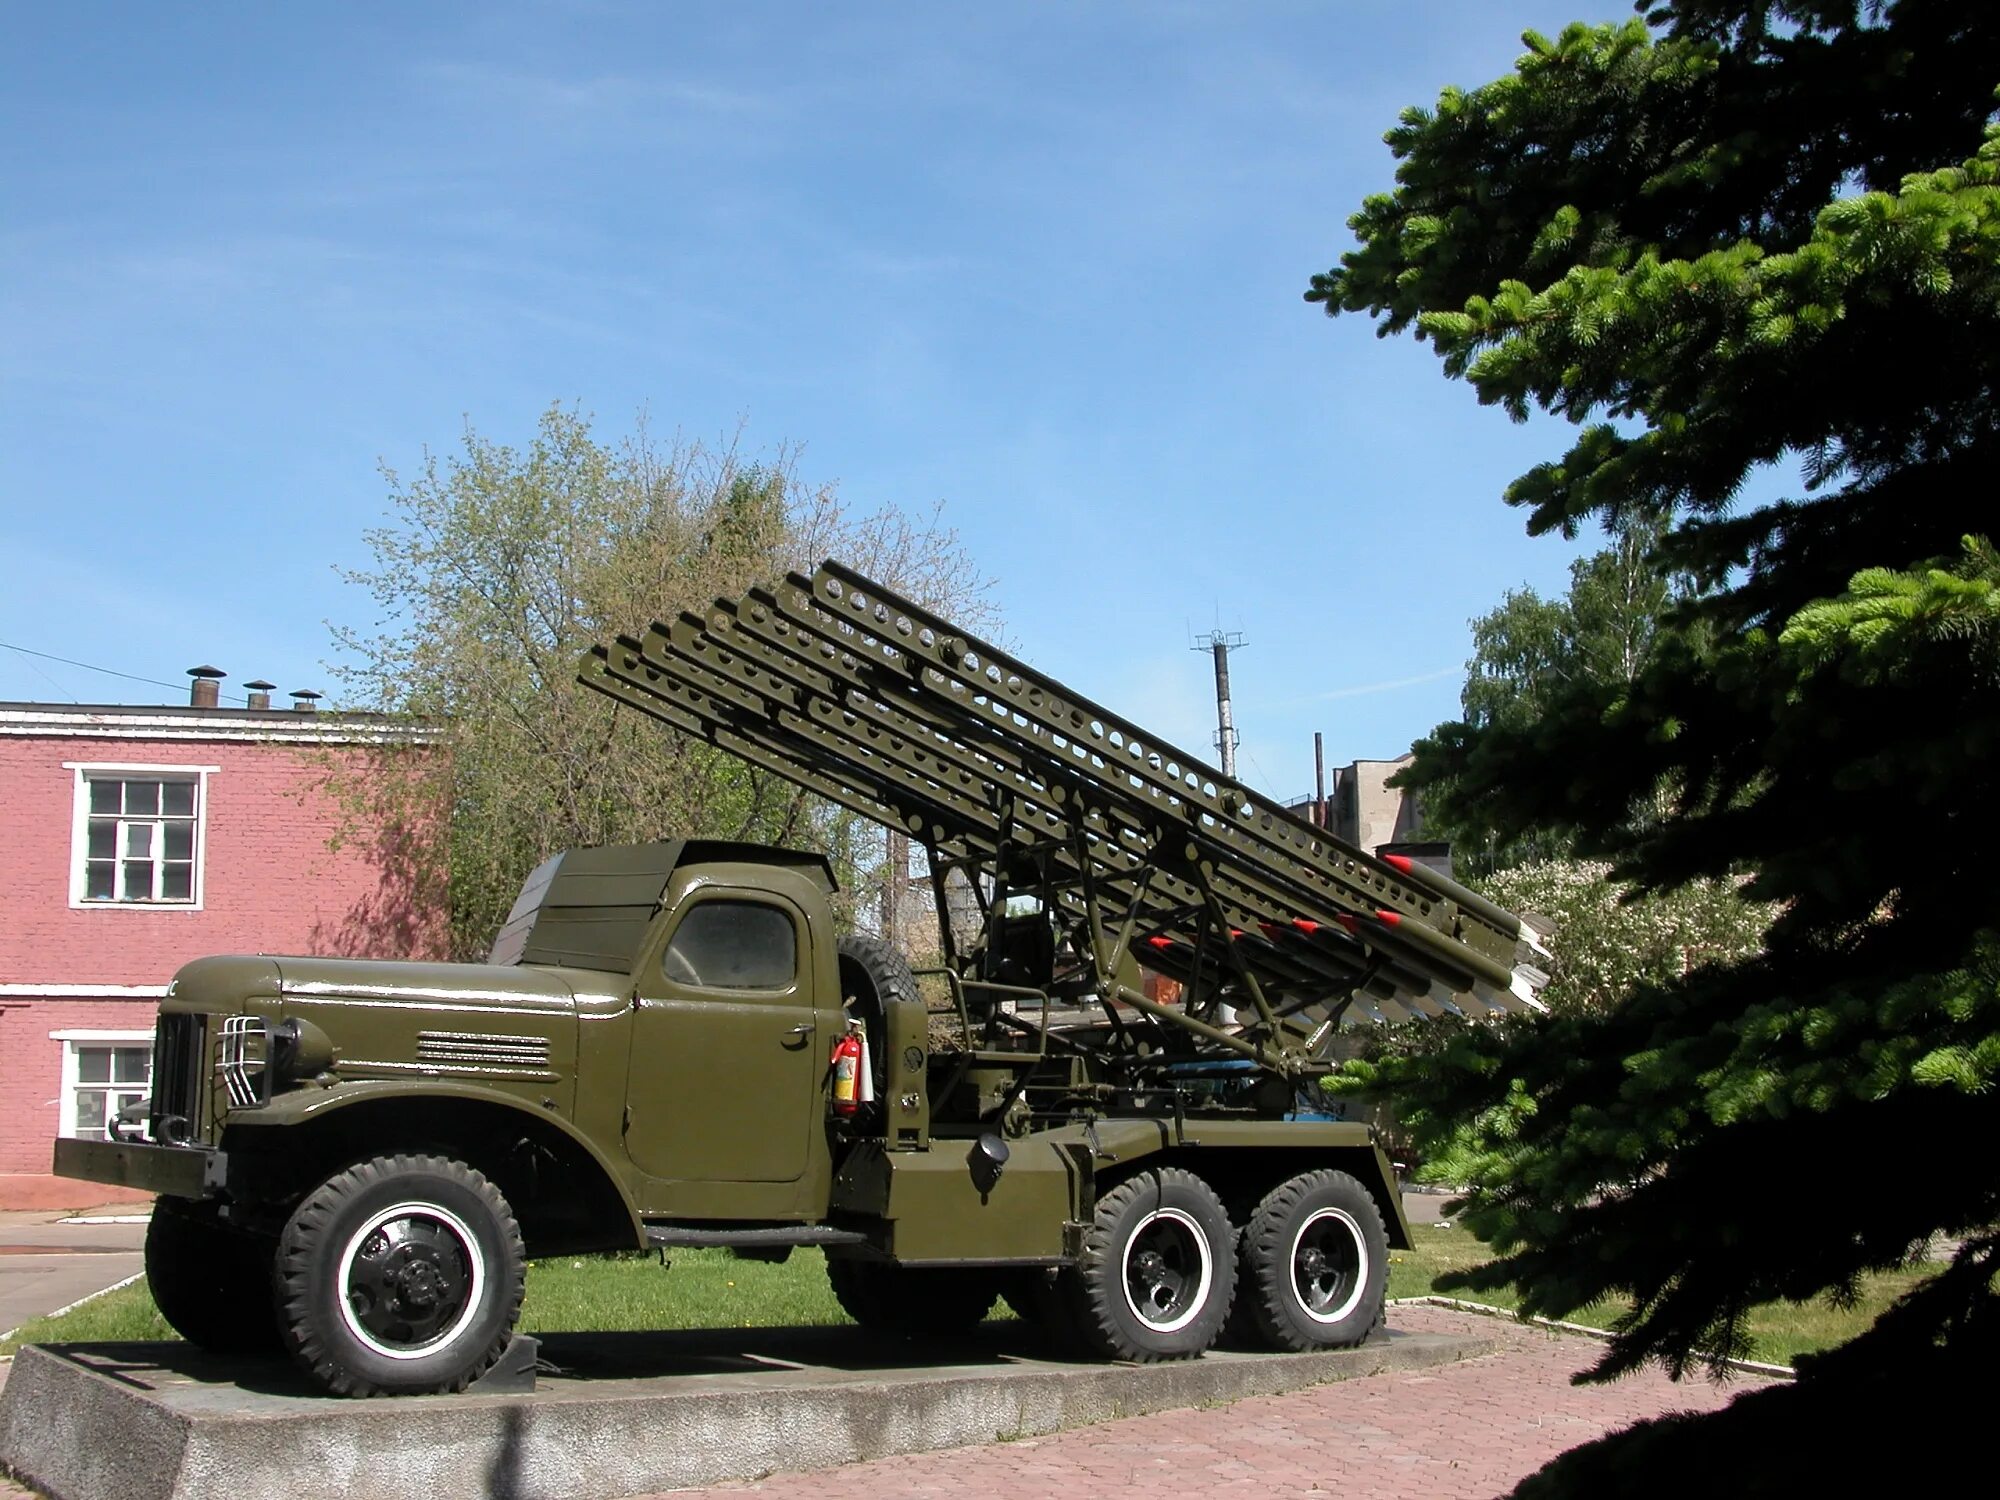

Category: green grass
[4, 1226, 1935, 1370]
[1390, 1220, 1939, 1367]
[516, 1247, 852, 1333]
[3, 1281, 171, 1354]
[0, 1248, 852, 1357]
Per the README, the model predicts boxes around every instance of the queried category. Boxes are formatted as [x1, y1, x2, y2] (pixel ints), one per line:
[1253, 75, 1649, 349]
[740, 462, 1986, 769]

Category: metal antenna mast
[1194, 630, 1246, 780]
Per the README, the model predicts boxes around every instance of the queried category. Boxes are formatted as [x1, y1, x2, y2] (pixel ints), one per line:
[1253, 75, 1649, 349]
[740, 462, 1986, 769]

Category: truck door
[625, 888, 819, 1184]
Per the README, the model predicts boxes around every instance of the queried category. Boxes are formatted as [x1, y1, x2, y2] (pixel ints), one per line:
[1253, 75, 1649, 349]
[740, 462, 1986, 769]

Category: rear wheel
[145, 1196, 282, 1355]
[827, 1258, 998, 1337]
[1237, 1169, 1387, 1350]
[1072, 1168, 1234, 1361]
[275, 1153, 525, 1396]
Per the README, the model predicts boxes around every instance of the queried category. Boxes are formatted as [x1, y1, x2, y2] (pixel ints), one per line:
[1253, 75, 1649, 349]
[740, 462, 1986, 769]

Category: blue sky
[2, 1, 1631, 803]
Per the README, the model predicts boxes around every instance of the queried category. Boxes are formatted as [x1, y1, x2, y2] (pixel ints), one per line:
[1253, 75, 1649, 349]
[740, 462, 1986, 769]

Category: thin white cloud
[418, 61, 772, 122]
[1256, 665, 1461, 708]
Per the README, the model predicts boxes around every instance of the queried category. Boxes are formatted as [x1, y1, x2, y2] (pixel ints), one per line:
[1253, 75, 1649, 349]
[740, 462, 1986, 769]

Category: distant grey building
[1328, 753, 1423, 852]
[1295, 752, 1453, 878]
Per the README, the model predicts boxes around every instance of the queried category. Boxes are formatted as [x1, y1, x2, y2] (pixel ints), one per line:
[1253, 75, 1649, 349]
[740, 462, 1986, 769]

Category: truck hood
[268, 956, 626, 1011]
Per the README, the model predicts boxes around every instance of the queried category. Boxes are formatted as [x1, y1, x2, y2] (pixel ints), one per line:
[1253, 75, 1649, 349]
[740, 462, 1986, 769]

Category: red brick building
[0, 680, 443, 1207]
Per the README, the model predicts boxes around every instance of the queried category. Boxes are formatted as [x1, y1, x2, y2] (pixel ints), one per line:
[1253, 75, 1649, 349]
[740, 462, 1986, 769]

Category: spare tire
[837, 932, 916, 1096]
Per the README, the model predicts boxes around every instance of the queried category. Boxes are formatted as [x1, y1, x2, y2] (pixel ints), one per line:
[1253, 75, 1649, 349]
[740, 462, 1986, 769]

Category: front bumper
[52, 1138, 226, 1199]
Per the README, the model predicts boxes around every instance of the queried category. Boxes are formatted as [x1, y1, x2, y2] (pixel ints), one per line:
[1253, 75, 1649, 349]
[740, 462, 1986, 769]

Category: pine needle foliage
[1309, 0, 2000, 1427]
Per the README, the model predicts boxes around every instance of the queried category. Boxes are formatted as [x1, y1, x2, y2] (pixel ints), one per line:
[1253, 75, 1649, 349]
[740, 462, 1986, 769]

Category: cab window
[662, 900, 797, 990]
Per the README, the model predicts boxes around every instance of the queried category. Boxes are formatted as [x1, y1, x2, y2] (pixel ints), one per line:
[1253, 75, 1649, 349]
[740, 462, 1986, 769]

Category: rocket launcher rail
[580, 561, 1546, 1077]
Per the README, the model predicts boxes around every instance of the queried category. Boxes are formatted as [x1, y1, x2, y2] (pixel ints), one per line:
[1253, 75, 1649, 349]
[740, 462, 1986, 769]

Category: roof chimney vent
[187, 665, 226, 709]
[289, 688, 322, 713]
[244, 679, 276, 711]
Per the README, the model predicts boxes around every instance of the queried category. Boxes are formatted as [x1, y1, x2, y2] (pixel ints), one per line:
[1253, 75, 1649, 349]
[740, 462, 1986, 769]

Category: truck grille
[149, 1012, 208, 1143]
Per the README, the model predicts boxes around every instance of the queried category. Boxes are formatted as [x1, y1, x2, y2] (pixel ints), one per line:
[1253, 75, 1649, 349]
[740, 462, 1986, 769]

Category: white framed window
[66, 763, 216, 909]
[51, 1030, 155, 1140]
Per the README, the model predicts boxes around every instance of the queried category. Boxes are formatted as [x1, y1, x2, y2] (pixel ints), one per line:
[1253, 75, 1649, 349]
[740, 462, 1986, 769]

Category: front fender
[229, 1079, 645, 1246]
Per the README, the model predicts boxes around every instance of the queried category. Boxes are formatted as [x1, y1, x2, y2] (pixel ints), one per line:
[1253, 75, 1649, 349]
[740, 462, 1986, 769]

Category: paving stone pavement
[658, 1307, 1779, 1500]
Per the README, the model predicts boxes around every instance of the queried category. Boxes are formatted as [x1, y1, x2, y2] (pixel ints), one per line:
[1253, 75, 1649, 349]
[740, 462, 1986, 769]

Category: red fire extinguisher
[831, 1021, 863, 1117]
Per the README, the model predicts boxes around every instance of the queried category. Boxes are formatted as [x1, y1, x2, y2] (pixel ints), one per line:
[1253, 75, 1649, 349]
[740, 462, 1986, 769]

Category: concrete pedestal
[0, 1323, 1494, 1500]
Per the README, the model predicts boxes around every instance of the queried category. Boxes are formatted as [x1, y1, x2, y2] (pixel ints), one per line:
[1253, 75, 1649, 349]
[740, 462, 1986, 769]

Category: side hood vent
[415, 1031, 554, 1075]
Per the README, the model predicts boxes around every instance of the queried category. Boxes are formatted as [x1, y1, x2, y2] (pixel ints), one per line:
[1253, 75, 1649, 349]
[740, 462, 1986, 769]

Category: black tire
[1220, 1224, 1265, 1349]
[999, 1267, 1093, 1358]
[1237, 1169, 1388, 1351]
[275, 1153, 525, 1397]
[837, 932, 916, 1097]
[1072, 1168, 1234, 1362]
[144, 1196, 283, 1356]
[827, 1258, 998, 1337]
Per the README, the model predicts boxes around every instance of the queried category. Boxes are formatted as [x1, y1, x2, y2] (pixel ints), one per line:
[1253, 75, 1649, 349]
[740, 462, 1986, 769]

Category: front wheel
[145, 1196, 282, 1355]
[1072, 1168, 1234, 1361]
[1236, 1169, 1388, 1350]
[275, 1153, 525, 1397]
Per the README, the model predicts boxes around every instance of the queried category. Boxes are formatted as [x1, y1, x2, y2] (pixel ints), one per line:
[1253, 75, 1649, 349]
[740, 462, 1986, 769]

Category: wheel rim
[1120, 1206, 1213, 1334]
[1290, 1206, 1368, 1324]
[336, 1200, 487, 1361]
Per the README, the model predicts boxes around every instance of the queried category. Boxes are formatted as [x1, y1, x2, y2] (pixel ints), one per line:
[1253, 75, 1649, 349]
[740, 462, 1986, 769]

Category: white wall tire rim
[1120, 1206, 1214, 1334]
[1290, 1206, 1367, 1325]
[335, 1199, 489, 1361]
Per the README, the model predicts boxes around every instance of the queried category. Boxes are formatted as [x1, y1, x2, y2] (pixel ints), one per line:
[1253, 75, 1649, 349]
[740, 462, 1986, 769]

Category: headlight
[270, 1016, 334, 1079]
[218, 1016, 272, 1107]
[218, 1015, 334, 1108]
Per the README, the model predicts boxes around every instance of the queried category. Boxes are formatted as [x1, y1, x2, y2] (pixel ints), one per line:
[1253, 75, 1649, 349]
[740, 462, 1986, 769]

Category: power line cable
[0, 640, 253, 707]
[10, 648, 78, 702]
[1244, 746, 1280, 798]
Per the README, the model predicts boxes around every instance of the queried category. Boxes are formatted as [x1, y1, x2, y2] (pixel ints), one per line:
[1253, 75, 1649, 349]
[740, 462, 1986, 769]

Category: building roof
[0, 702, 441, 746]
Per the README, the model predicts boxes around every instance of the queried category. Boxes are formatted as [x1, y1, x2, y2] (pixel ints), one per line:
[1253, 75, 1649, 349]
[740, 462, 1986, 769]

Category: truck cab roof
[487, 839, 836, 974]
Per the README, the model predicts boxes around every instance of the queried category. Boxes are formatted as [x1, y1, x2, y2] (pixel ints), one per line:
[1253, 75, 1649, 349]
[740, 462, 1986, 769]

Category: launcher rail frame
[580, 561, 1542, 1086]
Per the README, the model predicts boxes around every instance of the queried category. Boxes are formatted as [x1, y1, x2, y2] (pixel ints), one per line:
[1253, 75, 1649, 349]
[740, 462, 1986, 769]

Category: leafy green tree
[1477, 858, 1770, 1016]
[330, 404, 991, 958]
[1410, 516, 1694, 866]
[1310, 1, 2000, 1484]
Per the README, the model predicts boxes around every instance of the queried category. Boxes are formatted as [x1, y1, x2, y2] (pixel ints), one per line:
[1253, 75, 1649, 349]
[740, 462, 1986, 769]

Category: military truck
[54, 562, 1545, 1397]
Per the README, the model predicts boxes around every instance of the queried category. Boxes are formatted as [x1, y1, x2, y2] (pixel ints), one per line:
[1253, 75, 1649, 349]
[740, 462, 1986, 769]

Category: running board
[644, 1223, 870, 1250]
